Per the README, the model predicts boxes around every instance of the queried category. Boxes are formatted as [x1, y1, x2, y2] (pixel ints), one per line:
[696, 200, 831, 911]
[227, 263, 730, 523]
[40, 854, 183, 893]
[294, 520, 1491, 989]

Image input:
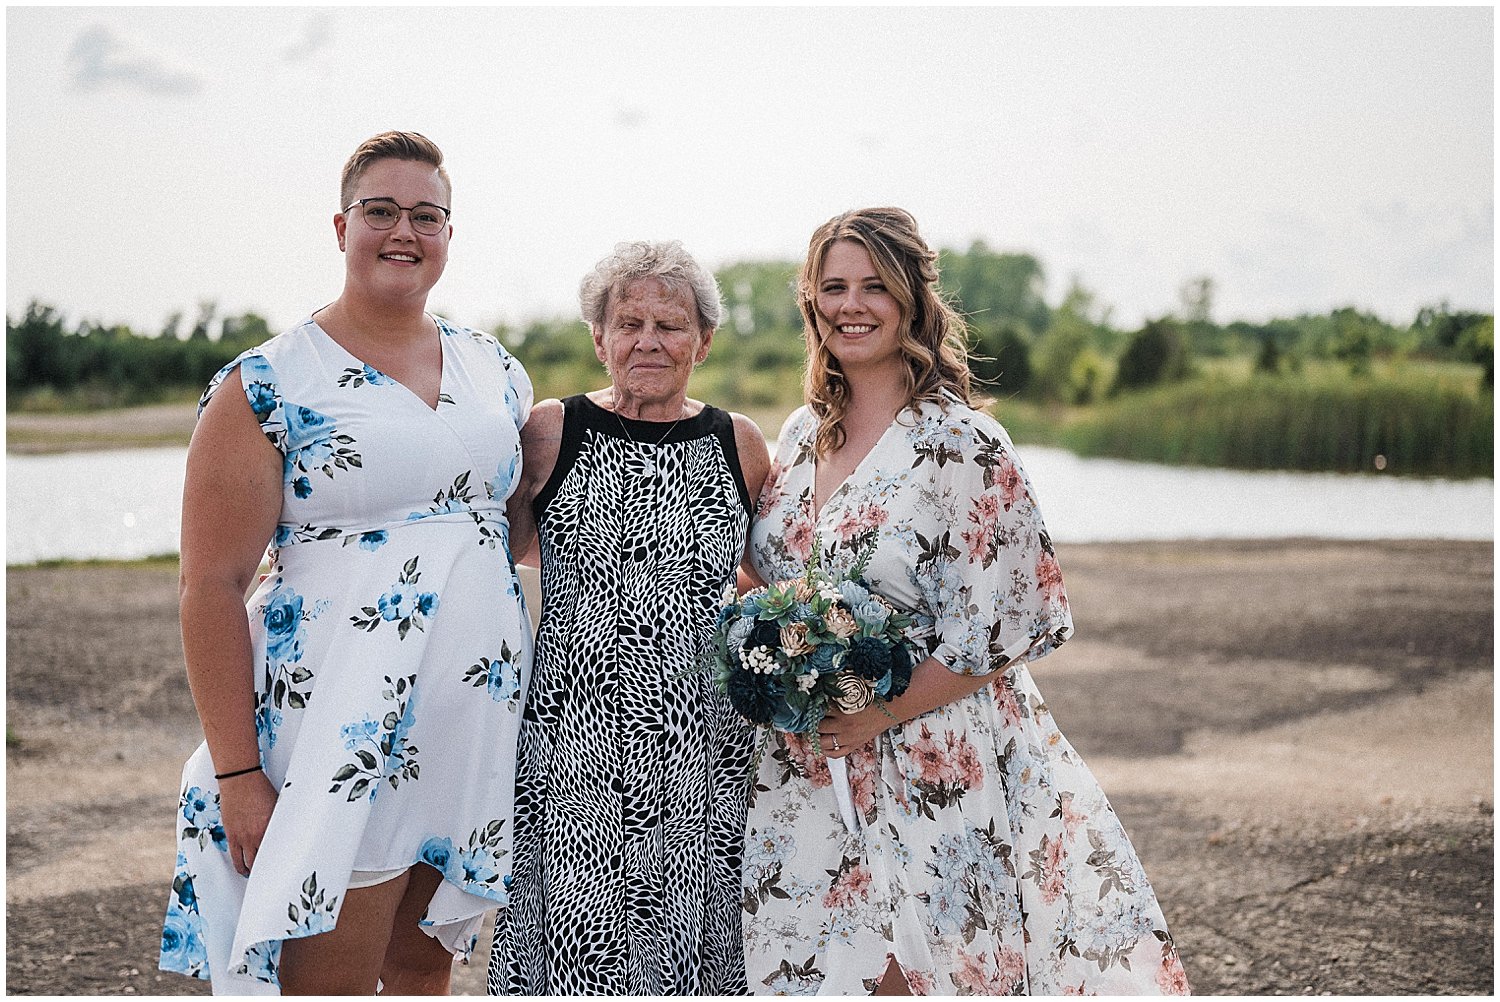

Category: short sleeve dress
[158, 316, 534, 994]
[744, 398, 1189, 996]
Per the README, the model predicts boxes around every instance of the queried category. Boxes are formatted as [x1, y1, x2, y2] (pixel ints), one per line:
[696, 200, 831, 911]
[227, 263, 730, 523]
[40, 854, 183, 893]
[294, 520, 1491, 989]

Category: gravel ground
[6, 539, 1492, 995]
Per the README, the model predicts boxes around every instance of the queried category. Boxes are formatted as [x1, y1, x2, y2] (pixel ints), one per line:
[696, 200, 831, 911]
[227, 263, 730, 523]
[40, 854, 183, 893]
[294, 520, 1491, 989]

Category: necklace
[614, 408, 683, 481]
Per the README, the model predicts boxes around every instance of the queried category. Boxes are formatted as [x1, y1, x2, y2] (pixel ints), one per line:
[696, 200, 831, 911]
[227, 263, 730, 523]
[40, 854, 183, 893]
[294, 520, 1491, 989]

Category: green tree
[969, 324, 1031, 395]
[1331, 307, 1375, 375]
[714, 260, 803, 338]
[7, 301, 70, 391]
[939, 242, 1050, 335]
[1112, 318, 1189, 395]
[1255, 333, 1282, 374]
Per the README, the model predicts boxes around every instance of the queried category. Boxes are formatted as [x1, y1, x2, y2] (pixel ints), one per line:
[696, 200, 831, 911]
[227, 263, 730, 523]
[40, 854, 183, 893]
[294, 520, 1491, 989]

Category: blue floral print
[328, 674, 420, 802]
[164, 317, 533, 991]
[355, 530, 388, 551]
[463, 642, 521, 708]
[337, 364, 394, 388]
[179, 787, 228, 853]
[263, 586, 305, 664]
[351, 557, 439, 640]
[286, 873, 338, 937]
[161, 879, 209, 978]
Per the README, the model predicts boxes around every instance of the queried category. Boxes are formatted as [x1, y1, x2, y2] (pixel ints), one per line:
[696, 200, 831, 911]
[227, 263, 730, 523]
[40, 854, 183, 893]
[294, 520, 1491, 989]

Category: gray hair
[578, 240, 723, 332]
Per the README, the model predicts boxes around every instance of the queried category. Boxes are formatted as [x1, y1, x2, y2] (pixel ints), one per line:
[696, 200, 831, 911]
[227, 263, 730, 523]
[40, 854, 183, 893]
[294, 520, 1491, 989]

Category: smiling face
[813, 240, 905, 376]
[333, 157, 451, 310]
[593, 277, 712, 415]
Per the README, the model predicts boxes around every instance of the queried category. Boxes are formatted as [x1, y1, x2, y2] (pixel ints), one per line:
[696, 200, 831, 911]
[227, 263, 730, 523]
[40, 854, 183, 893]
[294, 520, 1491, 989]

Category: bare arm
[506, 398, 563, 569]
[731, 412, 772, 590]
[817, 643, 1044, 758]
[178, 374, 283, 874]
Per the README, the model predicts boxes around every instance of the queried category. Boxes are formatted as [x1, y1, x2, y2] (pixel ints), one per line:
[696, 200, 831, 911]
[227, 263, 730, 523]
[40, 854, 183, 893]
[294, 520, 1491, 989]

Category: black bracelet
[214, 764, 262, 781]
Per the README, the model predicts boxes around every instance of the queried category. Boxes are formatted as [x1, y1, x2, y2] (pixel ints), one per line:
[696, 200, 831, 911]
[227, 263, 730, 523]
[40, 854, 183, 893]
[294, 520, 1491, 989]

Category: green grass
[1061, 370, 1492, 477]
[11, 553, 181, 571]
[8, 384, 202, 413]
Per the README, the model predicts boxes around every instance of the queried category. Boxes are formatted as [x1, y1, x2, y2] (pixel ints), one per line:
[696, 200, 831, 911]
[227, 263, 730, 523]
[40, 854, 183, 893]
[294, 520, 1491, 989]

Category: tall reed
[1061, 374, 1492, 478]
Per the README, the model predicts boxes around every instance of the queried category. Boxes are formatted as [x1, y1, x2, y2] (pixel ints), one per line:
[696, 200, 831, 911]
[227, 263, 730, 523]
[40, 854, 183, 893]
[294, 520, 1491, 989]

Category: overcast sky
[6, 6, 1493, 337]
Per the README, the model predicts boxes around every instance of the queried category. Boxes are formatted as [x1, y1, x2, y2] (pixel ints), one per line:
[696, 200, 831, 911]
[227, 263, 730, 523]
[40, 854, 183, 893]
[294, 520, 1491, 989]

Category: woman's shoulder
[236, 317, 318, 367]
[434, 316, 517, 361]
[911, 394, 1011, 439]
[778, 405, 816, 444]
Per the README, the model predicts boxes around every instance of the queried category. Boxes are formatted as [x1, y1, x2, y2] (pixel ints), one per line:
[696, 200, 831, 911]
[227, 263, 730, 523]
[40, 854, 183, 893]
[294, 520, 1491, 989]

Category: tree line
[8, 243, 1492, 413]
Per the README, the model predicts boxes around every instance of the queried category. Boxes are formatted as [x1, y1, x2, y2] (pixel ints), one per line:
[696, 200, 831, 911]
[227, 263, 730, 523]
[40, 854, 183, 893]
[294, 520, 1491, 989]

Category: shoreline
[9, 401, 1495, 484]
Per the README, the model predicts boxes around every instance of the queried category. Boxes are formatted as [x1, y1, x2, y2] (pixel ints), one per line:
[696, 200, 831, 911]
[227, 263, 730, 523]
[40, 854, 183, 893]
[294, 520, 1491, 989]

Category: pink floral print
[743, 399, 1187, 996]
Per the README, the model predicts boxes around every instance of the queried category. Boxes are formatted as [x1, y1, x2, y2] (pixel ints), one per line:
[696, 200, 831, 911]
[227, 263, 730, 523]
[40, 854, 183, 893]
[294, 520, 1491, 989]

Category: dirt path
[7, 402, 199, 454]
[6, 540, 1492, 995]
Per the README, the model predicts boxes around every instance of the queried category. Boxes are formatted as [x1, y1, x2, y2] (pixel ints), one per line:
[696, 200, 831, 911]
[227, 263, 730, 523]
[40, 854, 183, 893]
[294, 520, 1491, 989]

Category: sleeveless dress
[743, 400, 1189, 996]
[158, 316, 534, 994]
[488, 394, 754, 996]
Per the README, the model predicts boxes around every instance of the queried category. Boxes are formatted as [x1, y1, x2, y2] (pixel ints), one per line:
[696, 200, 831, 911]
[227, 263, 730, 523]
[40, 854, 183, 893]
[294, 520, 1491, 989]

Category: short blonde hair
[339, 131, 450, 209]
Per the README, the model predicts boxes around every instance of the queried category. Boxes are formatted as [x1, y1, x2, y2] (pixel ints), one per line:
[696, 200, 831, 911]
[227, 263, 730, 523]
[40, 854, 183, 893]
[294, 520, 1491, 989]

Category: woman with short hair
[161, 131, 533, 995]
[489, 240, 771, 995]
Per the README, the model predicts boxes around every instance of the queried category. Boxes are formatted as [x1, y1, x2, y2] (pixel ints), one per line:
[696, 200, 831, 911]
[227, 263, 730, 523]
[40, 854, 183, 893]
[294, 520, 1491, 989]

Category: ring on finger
[831, 736, 841, 751]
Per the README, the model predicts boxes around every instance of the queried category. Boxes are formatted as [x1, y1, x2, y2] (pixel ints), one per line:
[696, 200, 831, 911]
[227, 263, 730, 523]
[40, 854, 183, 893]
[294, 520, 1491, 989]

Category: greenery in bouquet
[711, 544, 917, 736]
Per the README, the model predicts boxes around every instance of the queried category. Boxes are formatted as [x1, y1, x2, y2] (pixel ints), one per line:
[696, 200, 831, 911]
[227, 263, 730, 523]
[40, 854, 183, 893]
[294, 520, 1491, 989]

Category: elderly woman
[488, 241, 771, 995]
[160, 131, 533, 994]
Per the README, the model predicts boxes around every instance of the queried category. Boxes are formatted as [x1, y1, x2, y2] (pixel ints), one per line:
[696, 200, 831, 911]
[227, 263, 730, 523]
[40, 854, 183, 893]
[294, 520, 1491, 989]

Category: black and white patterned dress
[489, 394, 754, 996]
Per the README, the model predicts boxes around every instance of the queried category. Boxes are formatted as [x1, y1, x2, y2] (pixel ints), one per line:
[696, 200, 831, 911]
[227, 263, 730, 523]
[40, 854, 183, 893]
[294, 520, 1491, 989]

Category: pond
[6, 444, 1493, 566]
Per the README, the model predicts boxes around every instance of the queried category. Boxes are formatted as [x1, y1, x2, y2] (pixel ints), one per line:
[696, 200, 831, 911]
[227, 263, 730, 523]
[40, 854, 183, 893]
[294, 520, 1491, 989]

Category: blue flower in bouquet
[844, 635, 891, 680]
[246, 380, 278, 421]
[772, 697, 821, 734]
[283, 404, 332, 451]
[457, 846, 498, 886]
[888, 642, 914, 698]
[851, 598, 890, 632]
[727, 668, 783, 724]
[747, 619, 782, 652]
[160, 906, 207, 973]
[839, 579, 872, 607]
[341, 714, 380, 750]
[725, 615, 756, 656]
[807, 643, 838, 674]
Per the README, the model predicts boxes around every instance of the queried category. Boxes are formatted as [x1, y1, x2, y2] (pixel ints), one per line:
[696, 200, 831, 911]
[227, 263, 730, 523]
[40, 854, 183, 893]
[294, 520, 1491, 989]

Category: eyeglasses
[342, 197, 451, 235]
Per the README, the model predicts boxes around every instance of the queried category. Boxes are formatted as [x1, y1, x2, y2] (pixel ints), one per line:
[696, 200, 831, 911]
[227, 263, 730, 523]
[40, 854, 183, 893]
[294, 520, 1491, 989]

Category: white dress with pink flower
[744, 398, 1188, 996]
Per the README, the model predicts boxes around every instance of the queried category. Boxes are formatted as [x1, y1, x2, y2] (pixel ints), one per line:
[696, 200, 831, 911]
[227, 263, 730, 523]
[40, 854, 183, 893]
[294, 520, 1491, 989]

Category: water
[6, 444, 1493, 566]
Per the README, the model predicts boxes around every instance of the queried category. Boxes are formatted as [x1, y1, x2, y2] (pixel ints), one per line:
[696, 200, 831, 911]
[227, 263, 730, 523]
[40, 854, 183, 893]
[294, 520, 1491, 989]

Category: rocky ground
[6, 540, 1493, 995]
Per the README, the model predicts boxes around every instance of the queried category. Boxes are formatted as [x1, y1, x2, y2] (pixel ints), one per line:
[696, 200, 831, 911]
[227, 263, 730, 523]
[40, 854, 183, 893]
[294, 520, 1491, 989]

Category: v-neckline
[309, 316, 448, 413]
[810, 414, 902, 523]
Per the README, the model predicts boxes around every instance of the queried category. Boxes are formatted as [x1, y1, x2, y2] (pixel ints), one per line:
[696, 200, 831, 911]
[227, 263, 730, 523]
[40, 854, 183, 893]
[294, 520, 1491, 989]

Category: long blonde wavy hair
[797, 207, 977, 457]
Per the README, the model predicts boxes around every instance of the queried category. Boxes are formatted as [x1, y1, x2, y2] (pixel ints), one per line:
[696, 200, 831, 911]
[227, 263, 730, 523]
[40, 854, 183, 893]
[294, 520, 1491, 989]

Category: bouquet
[710, 543, 917, 831]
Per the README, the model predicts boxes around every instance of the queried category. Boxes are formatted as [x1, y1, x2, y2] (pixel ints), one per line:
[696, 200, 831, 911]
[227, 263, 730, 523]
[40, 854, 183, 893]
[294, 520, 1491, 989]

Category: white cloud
[281, 13, 333, 64]
[67, 24, 205, 97]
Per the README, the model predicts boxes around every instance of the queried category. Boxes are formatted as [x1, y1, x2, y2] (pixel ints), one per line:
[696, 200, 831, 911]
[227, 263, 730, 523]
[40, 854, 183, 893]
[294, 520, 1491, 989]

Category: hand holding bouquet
[710, 544, 916, 831]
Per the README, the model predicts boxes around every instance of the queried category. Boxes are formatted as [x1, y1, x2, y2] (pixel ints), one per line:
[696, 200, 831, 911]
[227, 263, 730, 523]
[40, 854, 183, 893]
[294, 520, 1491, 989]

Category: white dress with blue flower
[743, 400, 1188, 996]
[159, 316, 534, 994]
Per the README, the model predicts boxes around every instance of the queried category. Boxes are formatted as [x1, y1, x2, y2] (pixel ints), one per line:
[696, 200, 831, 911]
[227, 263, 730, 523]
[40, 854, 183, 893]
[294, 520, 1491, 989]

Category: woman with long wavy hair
[741, 207, 1188, 996]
